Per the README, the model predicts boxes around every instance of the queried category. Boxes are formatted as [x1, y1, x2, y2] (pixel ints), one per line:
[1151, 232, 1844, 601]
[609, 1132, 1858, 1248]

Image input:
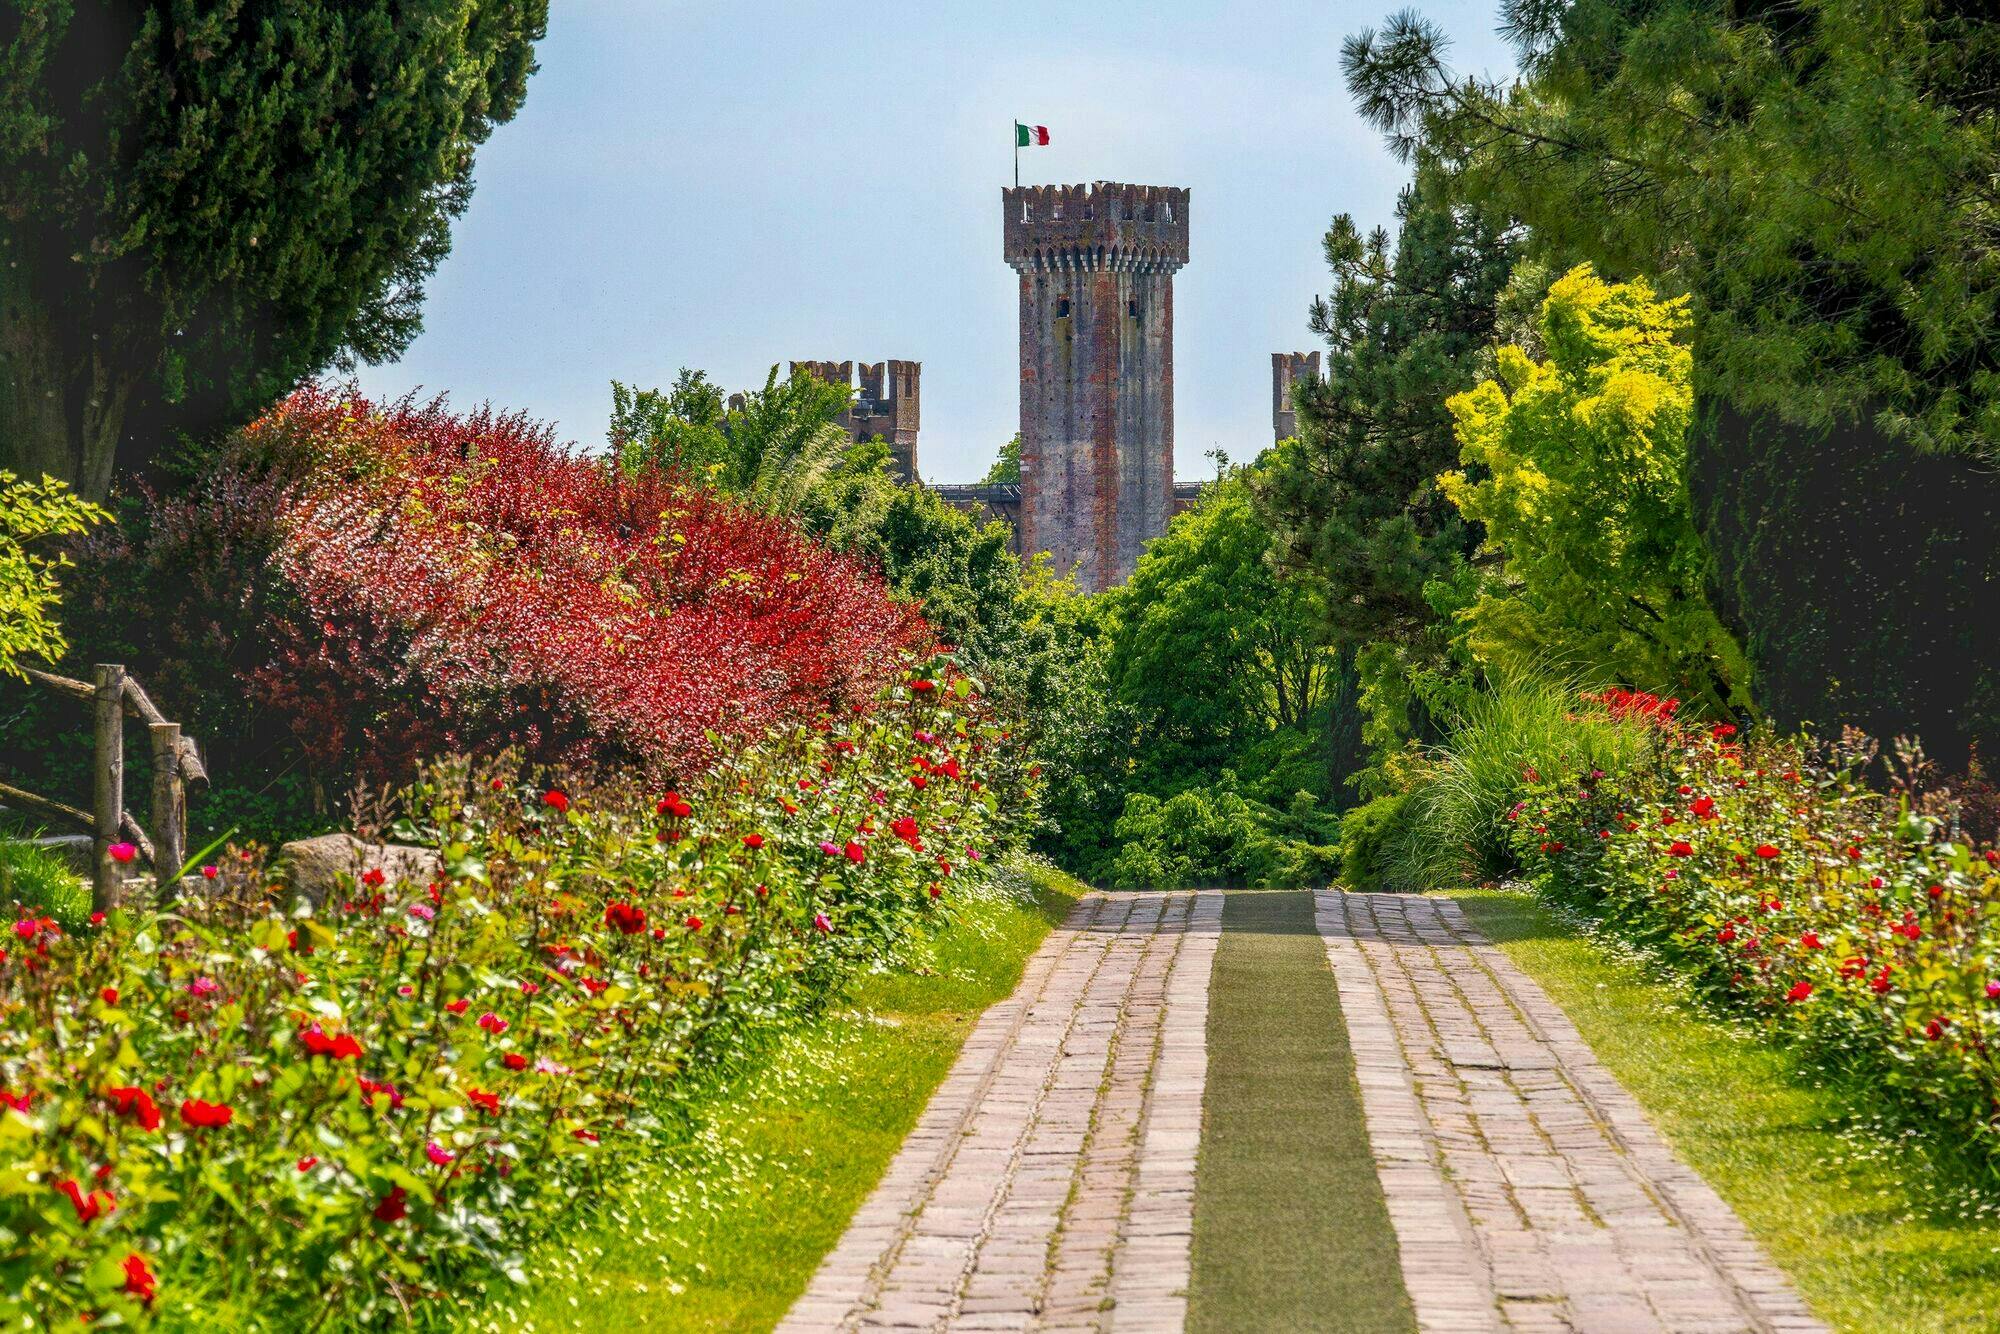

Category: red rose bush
[1509, 703, 2000, 1157]
[0, 673, 1028, 1325]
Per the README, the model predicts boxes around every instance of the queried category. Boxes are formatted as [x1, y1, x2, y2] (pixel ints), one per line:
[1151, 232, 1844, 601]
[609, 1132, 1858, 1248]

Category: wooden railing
[2, 664, 206, 909]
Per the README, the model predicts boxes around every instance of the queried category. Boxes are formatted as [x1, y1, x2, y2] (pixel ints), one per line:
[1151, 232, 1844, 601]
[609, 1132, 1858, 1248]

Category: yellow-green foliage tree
[0, 473, 105, 677]
[1441, 267, 1749, 713]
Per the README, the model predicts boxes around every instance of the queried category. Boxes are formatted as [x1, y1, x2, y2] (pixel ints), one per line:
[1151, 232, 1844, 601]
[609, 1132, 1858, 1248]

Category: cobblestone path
[779, 890, 1224, 1333]
[782, 888, 1823, 1332]
[1319, 891, 1824, 1334]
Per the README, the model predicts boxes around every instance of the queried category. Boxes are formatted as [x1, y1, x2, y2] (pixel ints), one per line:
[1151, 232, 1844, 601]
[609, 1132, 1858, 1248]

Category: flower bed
[0, 672, 1027, 1326]
[1507, 697, 2000, 1160]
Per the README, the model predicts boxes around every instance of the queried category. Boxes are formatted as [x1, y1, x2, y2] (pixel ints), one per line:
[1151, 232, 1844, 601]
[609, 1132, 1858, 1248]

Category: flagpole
[1014, 124, 1019, 189]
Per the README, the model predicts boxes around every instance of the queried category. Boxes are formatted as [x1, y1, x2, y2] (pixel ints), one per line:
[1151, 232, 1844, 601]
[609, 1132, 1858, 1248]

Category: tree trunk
[0, 252, 136, 502]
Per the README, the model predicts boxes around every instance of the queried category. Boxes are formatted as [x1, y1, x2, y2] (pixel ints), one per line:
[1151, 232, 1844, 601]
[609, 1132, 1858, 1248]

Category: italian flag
[1015, 122, 1050, 147]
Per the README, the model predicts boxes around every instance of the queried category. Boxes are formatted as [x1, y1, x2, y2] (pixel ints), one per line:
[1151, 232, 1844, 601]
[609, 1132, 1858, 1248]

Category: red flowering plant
[1511, 708, 2000, 1158]
[0, 667, 1032, 1325]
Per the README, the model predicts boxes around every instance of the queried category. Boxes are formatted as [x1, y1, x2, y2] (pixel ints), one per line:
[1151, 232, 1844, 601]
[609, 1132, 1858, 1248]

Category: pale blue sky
[357, 0, 1514, 483]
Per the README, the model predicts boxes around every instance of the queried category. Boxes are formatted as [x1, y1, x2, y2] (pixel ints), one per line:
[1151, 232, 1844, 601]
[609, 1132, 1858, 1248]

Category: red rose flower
[373, 1186, 408, 1222]
[178, 1098, 233, 1129]
[1755, 844, 1780, 860]
[843, 840, 866, 864]
[503, 1052, 529, 1070]
[1668, 841, 1694, 857]
[742, 833, 764, 849]
[542, 789, 570, 814]
[56, 1178, 115, 1223]
[445, 998, 470, 1015]
[121, 1253, 156, 1306]
[100, 987, 118, 1005]
[106, 1085, 162, 1131]
[466, 1088, 501, 1114]
[299, 1025, 364, 1060]
[605, 901, 647, 935]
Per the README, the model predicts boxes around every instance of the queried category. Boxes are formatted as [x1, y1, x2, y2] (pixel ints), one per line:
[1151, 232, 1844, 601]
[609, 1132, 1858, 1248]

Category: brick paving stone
[1316, 890, 1826, 1334]
[778, 891, 1223, 1333]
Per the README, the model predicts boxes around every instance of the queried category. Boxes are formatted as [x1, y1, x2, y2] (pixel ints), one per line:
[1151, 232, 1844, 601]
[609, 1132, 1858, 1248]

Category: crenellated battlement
[1002, 182, 1190, 274]
[790, 358, 921, 483]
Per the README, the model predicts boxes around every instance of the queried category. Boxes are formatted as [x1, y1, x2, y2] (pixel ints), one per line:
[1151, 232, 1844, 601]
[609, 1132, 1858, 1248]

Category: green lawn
[470, 858, 1081, 1333]
[1189, 890, 1414, 1334]
[1455, 887, 2000, 1334]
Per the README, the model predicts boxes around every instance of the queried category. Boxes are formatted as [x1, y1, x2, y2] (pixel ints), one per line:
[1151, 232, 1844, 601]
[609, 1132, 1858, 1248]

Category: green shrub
[1106, 777, 1337, 889]
[0, 471, 106, 678]
[1391, 674, 1655, 889]
[1339, 793, 1413, 892]
[0, 840, 89, 930]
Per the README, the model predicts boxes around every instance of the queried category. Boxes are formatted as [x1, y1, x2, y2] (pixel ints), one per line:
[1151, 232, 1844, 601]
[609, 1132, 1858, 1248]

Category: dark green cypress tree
[0, 1, 548, 498]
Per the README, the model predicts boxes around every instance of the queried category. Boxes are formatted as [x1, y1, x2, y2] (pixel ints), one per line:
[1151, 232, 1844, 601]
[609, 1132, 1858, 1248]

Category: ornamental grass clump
[0, 671, 1027, 1326]
[1509, 706, 2000, 1160]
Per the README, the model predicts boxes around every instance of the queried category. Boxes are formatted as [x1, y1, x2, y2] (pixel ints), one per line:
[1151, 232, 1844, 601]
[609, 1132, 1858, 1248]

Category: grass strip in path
[1457, 886, 2000, 1334]
[476, 858, 1082, 1333]
[1188, 889, 1415, 1334]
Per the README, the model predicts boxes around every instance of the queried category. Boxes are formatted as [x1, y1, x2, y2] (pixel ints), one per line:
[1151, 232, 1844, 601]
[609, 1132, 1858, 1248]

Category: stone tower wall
[1272, 351, 1320, 443]
[1003, 182, 1189, 591]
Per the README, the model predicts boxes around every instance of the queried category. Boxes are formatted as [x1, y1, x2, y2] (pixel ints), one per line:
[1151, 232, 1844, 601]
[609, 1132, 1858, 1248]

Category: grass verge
[478, 856, 1082, 1333]
[1455, 886, 2000, 1334]
[1189, 890, 1414, 1333]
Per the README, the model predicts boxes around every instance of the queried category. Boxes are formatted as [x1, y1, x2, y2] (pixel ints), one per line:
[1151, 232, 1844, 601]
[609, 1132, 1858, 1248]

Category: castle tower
[1003, 181, 1190, 591]
[789, 359, 922, 483]
[1273, 351, 1320, 444]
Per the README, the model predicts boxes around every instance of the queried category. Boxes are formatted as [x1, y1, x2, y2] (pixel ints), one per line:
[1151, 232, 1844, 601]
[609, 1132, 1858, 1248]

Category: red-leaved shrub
[56, 387, 925, 822]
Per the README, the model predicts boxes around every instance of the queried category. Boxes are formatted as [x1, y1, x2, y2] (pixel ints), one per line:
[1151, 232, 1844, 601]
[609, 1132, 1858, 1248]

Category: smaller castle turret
[790, 359, 921, 483]
[1273, 352, 1320, 444]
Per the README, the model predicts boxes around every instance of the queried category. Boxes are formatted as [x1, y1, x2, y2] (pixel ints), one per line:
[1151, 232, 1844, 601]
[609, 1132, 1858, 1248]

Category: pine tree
[1256, 180, 1514, 648]
[0, 2, 548, 498]
[1342, 0, 2000, 762]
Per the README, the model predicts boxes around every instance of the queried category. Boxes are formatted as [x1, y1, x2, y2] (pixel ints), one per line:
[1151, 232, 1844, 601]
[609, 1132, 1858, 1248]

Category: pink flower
[819, 841, 840, 857]
[11, 920, 34, 942]
[813, 912, 832, 934]
[477, 1012, 509, 1035]
[188, 977, 220, 998]
[407, 902, 436, 921]
[200, 864, 219, 879]
[107, 842, 137, 865]
[426, 1141, 455, 1165]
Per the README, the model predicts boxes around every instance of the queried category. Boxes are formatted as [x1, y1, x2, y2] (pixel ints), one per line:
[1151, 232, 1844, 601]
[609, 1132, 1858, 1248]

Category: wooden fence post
[92, 664, 127, 912]
[149, 722, 185, 893]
